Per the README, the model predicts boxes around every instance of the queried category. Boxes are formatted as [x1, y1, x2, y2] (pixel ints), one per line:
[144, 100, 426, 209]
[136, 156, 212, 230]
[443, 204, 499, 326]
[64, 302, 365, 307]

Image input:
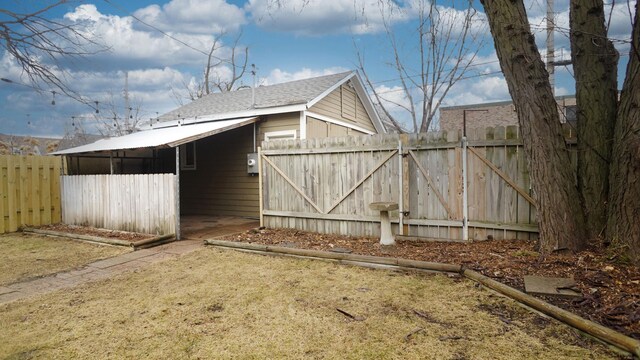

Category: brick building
[438, 95, 576, 133]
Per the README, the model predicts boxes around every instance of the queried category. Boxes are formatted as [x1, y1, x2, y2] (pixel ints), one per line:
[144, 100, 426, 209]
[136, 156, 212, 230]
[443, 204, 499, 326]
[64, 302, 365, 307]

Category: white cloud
[246, 0, 413, 36]
[134, 0, 246, 34]
[443, 76, 510, 107]
[63, 4, 232, 68]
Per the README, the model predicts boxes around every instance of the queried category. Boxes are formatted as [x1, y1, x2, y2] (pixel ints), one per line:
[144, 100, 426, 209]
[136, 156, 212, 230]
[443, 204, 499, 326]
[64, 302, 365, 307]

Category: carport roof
[51, 117, 257, 155]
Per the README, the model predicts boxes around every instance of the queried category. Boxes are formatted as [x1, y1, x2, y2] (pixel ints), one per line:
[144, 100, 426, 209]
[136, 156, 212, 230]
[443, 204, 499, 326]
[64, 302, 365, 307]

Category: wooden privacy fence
[260, 126, 542, 241]
[61, 174, 176, 235]
[0, 155, 62, 234]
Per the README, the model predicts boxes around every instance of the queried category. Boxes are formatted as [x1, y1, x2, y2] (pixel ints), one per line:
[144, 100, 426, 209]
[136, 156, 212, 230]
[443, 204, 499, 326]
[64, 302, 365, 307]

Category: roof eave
[142, 103, 307, 130]
[305, 71, 356, 109]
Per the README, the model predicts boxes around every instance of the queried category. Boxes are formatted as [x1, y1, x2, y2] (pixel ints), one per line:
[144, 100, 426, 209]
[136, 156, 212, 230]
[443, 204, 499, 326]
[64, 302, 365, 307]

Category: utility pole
[124, 71, 130, 131]
[546, 0, 555, 95]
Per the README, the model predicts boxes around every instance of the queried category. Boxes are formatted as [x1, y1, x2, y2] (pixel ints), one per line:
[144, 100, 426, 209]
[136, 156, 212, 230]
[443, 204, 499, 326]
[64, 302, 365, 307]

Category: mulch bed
[224, 228, 640, 340]
[37, 224, 152, 241]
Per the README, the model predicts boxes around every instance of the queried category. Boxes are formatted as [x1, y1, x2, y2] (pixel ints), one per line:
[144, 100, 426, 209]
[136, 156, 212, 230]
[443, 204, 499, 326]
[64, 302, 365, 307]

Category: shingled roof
[158, 71, 354, 122]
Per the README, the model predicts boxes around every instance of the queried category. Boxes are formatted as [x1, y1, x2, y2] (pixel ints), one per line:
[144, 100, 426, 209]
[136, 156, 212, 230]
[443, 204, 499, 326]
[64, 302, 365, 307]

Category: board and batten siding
[306, 117, 366, 139]
[61, 174, 175, 235]
[180, 124, 260, 218]
[309, 85, 376, 133]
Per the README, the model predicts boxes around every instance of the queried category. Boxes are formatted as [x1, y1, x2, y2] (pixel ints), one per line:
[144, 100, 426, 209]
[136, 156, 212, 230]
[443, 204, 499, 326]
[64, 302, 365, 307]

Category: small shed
[53, 71, 385, 238]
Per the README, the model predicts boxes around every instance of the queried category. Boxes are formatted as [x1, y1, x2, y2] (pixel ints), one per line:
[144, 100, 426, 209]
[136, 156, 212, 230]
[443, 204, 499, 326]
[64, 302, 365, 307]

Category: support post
[462, 135, 469, 242]
[462, 111, 469, 242]
[109, 152, 114, 175]
[397, 138, 404, 235]
[258, 146, 264, 228]
[175, 146, 181, 240]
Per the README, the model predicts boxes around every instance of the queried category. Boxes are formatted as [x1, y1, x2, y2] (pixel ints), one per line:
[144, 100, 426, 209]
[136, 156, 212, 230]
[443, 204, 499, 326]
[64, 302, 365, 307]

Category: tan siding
[328, 123, 349, 137]
[306, 116, 366, 139]
[309, 86, 376, 132]
[341, 86, 357, 120]
[307, 117, 328, 139]
[354, 94, 371, 129]
[258, 112, 300, 143]
[181, 125, 259, 218]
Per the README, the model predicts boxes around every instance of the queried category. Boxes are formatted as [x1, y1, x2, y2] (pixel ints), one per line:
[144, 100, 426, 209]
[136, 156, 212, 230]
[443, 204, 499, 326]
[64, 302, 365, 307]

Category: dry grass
[0, 232, 129, 286]
[0, 247, 617, 359]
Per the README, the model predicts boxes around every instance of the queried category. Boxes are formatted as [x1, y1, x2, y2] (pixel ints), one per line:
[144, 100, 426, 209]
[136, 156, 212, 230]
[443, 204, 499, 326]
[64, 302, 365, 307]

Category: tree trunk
[570, 0, 618, 241]
[607, 2, 640, 264]
[481, 0, 588, 253]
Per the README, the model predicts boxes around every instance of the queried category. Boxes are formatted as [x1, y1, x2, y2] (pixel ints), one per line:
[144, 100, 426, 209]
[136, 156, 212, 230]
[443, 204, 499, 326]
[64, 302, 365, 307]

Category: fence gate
[0, 155, 62, 234]
[260, 127, 539, 241]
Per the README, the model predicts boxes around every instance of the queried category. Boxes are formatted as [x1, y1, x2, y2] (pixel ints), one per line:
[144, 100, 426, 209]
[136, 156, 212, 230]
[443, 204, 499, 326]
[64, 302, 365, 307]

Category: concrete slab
[137, 252, 178, 263]
[89, 256, 138, 269]
[0, 232, 205, 306]
[181, 215, 258, 239]
[524, 275, 582, 298]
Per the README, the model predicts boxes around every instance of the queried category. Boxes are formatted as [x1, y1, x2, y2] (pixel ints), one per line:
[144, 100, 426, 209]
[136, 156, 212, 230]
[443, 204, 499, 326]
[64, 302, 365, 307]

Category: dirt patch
[223, 228, 640, 340]
[37, 224, 153, 241]
[0, 232, 129, 286]
[0, 248, 619, 359]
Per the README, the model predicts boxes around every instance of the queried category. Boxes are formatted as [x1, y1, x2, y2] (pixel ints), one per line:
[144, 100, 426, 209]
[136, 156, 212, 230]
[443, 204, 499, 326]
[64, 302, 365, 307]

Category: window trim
[264, 130, 297, 141]
[180, 142, 196, 171]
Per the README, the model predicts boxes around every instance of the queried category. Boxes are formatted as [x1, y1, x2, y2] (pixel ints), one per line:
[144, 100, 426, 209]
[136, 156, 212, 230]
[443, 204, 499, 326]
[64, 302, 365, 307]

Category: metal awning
[52, 117, 257, 155]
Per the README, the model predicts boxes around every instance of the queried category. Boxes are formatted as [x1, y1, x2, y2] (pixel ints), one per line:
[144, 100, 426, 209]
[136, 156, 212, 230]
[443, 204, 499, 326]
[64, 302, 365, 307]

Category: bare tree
[181, 32, 249, 101]
[92, 92, 144, 136]
[0, 1, 105, 99]
[358, 0, 484, 133]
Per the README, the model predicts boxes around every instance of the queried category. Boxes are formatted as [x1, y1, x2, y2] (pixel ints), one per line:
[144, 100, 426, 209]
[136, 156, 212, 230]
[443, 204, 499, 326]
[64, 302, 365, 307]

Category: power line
[375, 70, 504, 95]
[102, 0, 244, 69]
[102, 0, 210, 57]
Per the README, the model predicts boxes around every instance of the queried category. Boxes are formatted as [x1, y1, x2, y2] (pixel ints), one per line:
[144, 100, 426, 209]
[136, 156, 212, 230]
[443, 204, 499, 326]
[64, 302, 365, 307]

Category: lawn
[0, 232, 129, 286]
[0, 247, 616, 359]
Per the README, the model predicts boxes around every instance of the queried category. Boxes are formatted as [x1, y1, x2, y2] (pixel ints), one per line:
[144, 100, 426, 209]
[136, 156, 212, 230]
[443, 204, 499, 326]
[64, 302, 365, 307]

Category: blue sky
[0, 0, 635, 137]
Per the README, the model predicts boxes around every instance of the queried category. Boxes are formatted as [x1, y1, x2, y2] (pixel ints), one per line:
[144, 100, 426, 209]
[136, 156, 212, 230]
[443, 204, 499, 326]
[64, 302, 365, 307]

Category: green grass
[0, 247, 616, 359]
[0, 232, 129, 286]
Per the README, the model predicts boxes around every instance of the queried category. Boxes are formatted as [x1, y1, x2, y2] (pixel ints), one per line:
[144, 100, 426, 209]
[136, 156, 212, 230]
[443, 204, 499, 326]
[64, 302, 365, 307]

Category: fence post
[175, 146, 181, 240]
[258, 146, 264, 228]
[397, 138, 404, 236]
[462, 135, 469, 241]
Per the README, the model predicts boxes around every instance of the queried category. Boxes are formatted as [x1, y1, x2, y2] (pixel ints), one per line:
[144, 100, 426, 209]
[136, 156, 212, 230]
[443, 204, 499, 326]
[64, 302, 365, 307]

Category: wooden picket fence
[260, 126, 550, 241]
[61, 174, 176, 235]
[0, 155, 63, 234]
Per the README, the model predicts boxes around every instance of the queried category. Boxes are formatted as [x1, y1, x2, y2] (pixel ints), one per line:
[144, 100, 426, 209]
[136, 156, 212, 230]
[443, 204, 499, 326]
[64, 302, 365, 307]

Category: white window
[264, 130, 297, 141]
[180, 142, 196, 170]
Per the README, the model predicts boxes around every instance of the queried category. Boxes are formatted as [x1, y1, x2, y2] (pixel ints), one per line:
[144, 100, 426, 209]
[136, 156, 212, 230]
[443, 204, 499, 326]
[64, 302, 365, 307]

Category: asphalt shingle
[159, 71, 353, 121]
